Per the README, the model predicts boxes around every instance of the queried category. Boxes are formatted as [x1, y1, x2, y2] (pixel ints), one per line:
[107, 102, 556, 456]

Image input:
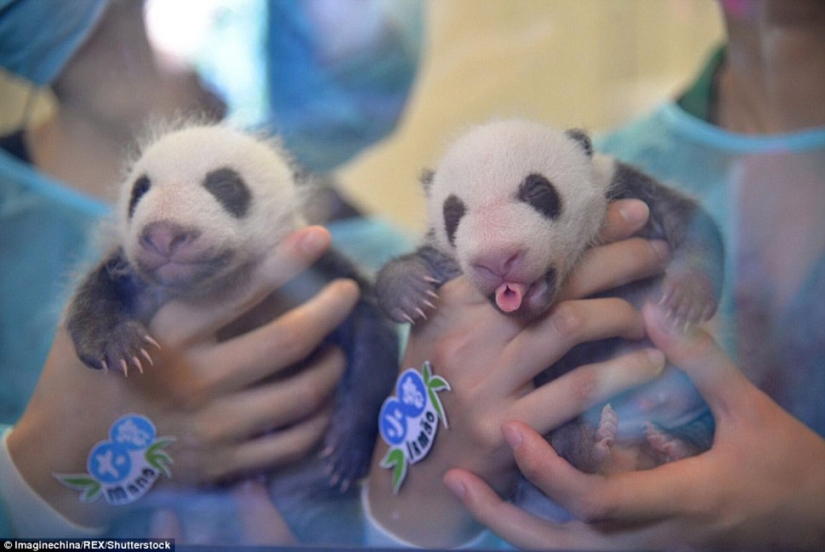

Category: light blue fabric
[328, 216, 414, 275]
[0, 0, 108, 86]
[0, 150, 108, 425]
[0, 424, 9, 537]
[596, 101, 825, 436]
[264, 0, 423, 172]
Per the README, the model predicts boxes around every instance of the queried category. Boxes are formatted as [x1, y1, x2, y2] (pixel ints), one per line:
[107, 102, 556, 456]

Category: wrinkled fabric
[597, 102, 825, 436]
[0, 0, 108, 86]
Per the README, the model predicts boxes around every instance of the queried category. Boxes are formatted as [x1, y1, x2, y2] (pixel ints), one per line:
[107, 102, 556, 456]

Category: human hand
[7, 226, 357, 529]
[366, 200, 671, 548]
[445, 302, 825, 551]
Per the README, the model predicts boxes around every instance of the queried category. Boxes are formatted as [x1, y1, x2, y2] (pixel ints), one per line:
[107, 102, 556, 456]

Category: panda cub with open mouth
[376, 119, 724, 519]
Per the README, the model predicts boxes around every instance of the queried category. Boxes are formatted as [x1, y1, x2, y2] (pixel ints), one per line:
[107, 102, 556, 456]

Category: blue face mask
[0, 0, 108, 86]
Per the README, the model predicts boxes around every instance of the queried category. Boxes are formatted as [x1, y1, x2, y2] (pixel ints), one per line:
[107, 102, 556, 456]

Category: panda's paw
[660, 268, 718, 326]
[592, 404, 617, 466]
[74, 320, 160, 376]
[644, 422, 694, 463]
[376, 257, 439, 324]
[321, 429, 371, 493]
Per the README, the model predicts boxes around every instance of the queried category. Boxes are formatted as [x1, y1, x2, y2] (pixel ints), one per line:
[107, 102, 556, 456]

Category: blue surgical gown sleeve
[0, 150, 108, 426]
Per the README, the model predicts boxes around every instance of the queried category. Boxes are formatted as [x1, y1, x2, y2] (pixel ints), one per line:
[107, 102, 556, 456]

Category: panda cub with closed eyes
[376, 119, 724, 519]
[65, 123, 398, 541]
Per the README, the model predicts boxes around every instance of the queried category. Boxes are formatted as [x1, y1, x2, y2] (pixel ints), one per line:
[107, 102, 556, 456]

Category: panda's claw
[120, 359, 129, 377]
[132, 356, 144, 374]
[143, 335, 161, 350]
[140, 349, 154, 366]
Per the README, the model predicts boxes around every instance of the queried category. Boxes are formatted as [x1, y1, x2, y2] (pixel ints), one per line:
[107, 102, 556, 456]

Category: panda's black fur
[65, 123, 398, 543]
[376, 119, 724, 520]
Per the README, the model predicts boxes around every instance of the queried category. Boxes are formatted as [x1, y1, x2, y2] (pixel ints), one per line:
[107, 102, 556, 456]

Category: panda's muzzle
[134, 220, 234, 289]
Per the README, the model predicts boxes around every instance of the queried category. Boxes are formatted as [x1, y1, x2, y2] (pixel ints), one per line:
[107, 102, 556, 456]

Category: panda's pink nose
[472, 251, 523, 280]
[140, 221, 200, 259]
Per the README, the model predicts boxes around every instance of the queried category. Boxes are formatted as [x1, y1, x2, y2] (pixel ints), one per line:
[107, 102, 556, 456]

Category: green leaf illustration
[146, 437, 176, 478]
[422, 361, 451, 428]
[380, 447, 408, 495]
[54, 474, 102, 503]
[422, 361, 433, 382]
[427, 375, 450, 392]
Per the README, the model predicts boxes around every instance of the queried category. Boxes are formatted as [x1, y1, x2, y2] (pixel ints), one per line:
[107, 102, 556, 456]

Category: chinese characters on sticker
[379, 361, 451, 493]
[55, 414, 174, 505]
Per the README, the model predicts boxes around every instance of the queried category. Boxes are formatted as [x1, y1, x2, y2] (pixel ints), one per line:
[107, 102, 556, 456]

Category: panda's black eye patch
[128, 174, 151, 219]
[443, 194, 466, 246]
[204, 167, 250, 218]
[517, 173, 561, 220]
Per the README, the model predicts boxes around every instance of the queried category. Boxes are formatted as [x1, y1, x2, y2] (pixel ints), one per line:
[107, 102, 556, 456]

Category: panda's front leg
[375, 245, 461, 324]
[65, 250, 161, 376]
[611, 162, 724, 326]
[657, 208, 725, 325]
[321, 300, 399, 491]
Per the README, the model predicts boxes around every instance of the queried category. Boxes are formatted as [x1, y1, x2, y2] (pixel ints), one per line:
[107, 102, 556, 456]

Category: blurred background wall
[0, 0, 724, 234]
[336, 0, 724, 233]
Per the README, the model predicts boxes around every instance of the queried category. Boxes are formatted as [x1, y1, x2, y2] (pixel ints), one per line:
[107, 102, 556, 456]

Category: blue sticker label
[379, 362, 451, 493]
[55, 414, 175, 505]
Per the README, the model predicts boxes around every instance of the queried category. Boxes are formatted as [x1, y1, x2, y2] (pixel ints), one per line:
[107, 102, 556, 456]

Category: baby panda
[65, 123, 398, 542]
[375, 119, 724, 519]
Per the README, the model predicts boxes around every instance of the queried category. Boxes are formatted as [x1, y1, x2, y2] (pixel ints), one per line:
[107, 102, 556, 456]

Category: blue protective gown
[598, 101, 825, 438]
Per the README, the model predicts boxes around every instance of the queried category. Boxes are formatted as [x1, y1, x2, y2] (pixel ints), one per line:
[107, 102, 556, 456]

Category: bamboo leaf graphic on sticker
[55, 474, 101, 503]
[423, 361, 451, 428]
[380, 447, 408, 494]
[146, 437, 175, 478]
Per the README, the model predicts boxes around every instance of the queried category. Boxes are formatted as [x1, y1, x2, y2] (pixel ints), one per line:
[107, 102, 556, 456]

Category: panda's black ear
[565, 129, 593, 157]
[420, 168, 435, 195]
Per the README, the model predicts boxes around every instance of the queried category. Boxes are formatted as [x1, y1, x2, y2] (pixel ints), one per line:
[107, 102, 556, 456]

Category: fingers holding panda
[513, 347, 666, 435]
[192, 346, 344, 456]
[597, 199, 651, 244]
[151, 226, 332, 345]
[556, 199, 669, 302]
[501, 297, 649, 388]
[201, 278, 359, 392]
[559, 238, 670, 302]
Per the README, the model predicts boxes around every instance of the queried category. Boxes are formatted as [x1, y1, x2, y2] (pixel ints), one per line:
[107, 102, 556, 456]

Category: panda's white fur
[377, 119, 723, 520]
[118, 124, 305, 297]
[67, 123, 401, 541]
[426, 119, 615, 316]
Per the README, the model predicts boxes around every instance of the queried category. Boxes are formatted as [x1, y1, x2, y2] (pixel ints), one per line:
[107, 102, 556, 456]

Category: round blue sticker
[110, 414, 156, 450]
[379, 398, 407, 446]
[87, 442, 132, 484]
[396, 370, 427, 418]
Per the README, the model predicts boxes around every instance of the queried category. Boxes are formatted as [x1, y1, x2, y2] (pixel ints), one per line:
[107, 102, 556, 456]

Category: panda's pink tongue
[495, 282, 527, 313]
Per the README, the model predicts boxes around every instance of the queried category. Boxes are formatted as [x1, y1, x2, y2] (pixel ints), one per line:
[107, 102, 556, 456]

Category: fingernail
[502, 423, 523, 450]
[619, 200, 649, 226]
[645, 347, 667, 373]
[650, 240, 670, 261]
[443, 474, 466, 499]
[646, 302, 685, 337]
[301, 227, 329, 255]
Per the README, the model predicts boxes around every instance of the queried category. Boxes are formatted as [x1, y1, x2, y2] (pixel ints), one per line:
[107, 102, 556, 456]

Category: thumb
[643, 302, 749, 419]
